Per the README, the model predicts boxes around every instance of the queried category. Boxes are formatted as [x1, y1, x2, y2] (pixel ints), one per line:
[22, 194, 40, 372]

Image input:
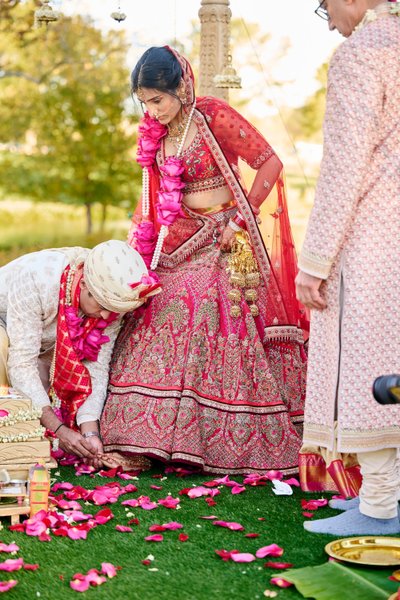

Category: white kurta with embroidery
[299, 15, 400, 453]
[0, 249, 121, 424]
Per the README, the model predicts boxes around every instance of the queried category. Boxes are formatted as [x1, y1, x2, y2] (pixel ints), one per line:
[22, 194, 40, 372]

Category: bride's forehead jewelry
[136, 87, 146, 102]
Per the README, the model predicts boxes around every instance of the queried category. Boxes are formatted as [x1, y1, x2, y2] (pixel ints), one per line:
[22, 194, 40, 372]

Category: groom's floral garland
[133, 105, 195, 270]
[354, 0, 400, 32]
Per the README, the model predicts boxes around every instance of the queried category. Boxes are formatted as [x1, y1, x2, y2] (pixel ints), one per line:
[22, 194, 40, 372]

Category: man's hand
[295, 270, 327, 310]
[57, 426, 97, 460]
[220, 225, 236, 252]
[82, 435, 104, 470]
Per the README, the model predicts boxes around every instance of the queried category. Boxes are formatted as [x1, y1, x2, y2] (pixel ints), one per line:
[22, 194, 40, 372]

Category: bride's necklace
[167, 114, 190, 148]
[354, 1, 400, 32]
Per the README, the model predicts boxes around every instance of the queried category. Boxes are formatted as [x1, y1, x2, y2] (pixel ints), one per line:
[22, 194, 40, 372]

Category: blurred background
[0, 0, 342, 266]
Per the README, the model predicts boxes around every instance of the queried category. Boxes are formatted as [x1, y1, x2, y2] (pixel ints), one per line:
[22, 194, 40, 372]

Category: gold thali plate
[325, 537, 400, 566]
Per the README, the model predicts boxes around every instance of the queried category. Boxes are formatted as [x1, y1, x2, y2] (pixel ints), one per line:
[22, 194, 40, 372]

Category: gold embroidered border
[298, 248, 334, 279]
[103, 444, 300, 475]
[107, 384, 289, 415]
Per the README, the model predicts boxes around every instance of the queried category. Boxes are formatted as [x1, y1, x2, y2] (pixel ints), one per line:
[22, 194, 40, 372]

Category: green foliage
[284, 560, 399, 599]
[0, 1, 140, 233]
[287, 63, 329, 141]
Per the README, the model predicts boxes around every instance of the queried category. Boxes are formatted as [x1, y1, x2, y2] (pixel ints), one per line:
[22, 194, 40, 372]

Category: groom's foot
[328, 496, 360, 511]
[304, 507, 400, 535]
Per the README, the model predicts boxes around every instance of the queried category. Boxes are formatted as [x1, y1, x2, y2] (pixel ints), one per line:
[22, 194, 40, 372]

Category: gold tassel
[226, 231, 260, 318]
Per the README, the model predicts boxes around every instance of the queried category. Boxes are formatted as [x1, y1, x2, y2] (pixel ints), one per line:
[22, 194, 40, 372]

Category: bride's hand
[219, 225, 236, 252]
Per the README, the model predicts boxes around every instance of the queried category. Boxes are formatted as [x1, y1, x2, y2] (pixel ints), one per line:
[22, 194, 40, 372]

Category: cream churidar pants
[358, 448, 399, 519]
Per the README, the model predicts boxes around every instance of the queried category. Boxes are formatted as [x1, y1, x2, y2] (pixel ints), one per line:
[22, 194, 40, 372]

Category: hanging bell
[34, 0, 60, 28]
[111, 11, 127, 22]
[213, 55, 242, 89]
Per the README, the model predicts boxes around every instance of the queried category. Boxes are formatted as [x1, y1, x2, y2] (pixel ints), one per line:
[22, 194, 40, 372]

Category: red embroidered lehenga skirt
[100, 206, 307, 474]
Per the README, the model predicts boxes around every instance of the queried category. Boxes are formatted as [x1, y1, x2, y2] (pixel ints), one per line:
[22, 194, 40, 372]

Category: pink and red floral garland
[133, 112, 187, 269]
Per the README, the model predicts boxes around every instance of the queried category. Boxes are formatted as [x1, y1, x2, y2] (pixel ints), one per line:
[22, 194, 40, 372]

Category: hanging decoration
[111, 1, 126, 22]
[214, 54, 242, 89]
[34, 0, 61, 28]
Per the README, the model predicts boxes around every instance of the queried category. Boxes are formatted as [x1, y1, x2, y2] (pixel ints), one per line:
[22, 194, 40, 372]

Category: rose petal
[145, 535, 163, 542]
[115, 525, 133, 533]
[101, 563, 118, 578]
[270, 577, 293, 588]
[0, 580, 17, 592]
[230, 553, 256, 563]
[70, 577, 90, 592]
[178, 533, 189, 542]
[23, 563, 40, 571]
[0, 558, 24, 572]
[0, 543, 19, 553]
[231, 486, 246, 495]
[213, 520, 244, 531]
[256, 544, 284, 559]
[244, 533, 260, 538]
[264, 562, 294, 569]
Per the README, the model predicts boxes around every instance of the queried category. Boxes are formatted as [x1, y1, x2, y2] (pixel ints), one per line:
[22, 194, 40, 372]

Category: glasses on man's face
[315, 1, 329, 20]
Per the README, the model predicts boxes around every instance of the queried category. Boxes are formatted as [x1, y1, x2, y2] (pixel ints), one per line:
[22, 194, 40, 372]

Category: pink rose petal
[0, 558, 24, 572]
[94, 508, 114, 524]
[256, 544, 284, 559]
[284, 477, 300, 487]
[231, 486, 246, 495]
[302, 511, 314, 518]
[115, 525, 133, 533]
[101, 563, 118, 578]
[231, 553, 256, 563]
[67, 527, 88, 540]
[244, 533, 260, 538]
[187, 486, 212, 499]
[0, 543, 19, 553]
[0, 580, 17, 592]
[270, 577, 293, 588]
[213, 520, 244, 531]
[145, 534, 163, 542]
[70, 577, 90, 592]
[157, 496, 180, 509]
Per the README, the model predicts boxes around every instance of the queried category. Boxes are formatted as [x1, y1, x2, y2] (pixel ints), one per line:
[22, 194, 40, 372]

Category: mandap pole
[198, 0, 231, 101]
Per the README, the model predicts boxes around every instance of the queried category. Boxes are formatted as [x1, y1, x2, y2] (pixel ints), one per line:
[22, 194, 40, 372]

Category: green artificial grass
[0, 465, 396, 600]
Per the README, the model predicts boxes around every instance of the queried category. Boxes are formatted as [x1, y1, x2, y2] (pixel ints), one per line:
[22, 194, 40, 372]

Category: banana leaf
[283, 561, 399, 600]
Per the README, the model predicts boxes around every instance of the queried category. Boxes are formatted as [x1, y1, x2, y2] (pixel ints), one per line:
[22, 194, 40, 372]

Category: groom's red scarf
[50, 264, 115, 429]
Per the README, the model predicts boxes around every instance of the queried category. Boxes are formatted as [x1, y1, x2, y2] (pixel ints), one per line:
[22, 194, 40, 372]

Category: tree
[287, 63, 328, 142]
[0, 2, 140, 234]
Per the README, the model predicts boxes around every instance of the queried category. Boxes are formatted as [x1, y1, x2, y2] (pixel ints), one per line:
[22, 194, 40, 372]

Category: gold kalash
[227, 231, 260, 318]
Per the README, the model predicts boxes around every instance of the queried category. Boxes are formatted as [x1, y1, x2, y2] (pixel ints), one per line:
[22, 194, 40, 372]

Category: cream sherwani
[299, 14, 400, 454]
[0, 249, 121, 424]
[299, 13, 400, 519]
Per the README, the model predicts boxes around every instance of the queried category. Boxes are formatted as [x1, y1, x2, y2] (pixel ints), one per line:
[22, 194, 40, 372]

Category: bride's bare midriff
[164, 121, 234, 210]
[183, 186, 232, 209]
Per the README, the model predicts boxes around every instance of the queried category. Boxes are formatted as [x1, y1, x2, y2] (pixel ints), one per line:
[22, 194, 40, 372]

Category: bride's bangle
[228, 219, 242, 232]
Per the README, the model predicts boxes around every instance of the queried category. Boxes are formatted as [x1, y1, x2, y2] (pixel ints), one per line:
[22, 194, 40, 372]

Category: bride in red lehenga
[100, 46, 308, 474]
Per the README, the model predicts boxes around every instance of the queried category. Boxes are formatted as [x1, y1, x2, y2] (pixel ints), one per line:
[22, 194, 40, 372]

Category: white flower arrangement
[0, 426, 46, 444]
[0, 408, 43, 428]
